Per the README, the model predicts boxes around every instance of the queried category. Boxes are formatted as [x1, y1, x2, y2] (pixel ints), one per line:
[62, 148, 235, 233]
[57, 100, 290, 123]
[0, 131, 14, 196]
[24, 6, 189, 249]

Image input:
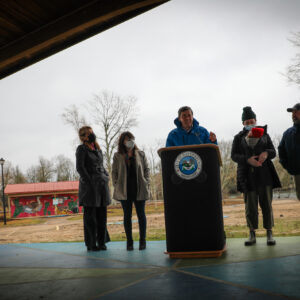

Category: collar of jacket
[83, 143, 100, 152]
[240, 124, 268, 135]
[120, 150, 140, 161]
[293, 123, 300, 132]
[121, 150, 142, 175]
[174, 117, 199, 133]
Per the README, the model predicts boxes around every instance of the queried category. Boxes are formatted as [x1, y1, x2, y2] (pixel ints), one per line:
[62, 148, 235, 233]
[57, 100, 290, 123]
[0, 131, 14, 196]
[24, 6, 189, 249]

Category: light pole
[0, 158, 6, 225]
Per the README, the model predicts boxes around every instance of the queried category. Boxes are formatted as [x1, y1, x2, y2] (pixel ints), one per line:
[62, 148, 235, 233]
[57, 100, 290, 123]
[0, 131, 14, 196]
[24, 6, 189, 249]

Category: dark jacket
[231, 126, 281, 193]
[76, 144, 111, 207]
[166, 118, 217, 147]
[278, 124, 300, 175]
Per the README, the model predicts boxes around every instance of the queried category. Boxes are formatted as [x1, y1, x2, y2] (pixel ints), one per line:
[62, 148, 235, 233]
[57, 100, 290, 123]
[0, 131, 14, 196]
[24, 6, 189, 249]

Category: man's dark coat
[278, 124, 300, 176]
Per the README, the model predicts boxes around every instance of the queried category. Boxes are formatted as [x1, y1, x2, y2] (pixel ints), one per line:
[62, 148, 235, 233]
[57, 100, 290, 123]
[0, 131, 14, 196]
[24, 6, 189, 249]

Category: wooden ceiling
[0, 0, 169, 79]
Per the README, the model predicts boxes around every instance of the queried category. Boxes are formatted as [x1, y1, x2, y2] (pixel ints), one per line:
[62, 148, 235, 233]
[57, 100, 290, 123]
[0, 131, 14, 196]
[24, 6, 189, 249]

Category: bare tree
[144, 140, 164, 201]
[87, 91, 138, 174]
[62, 91, 138, 176]
[0, 161, 13, 210]
[37, 157, 54, 182]
[0, 161, 14, 204]
[218, 140, 237, 196]
[286, 32, 300, 86]
[12, 166, 27, 184]
[2, 161, 14, 187]
[62, 104, 87, 133]
[26, 157, 54, 182]
[26, 166, 39, 183]
[54, 155, 78, 181]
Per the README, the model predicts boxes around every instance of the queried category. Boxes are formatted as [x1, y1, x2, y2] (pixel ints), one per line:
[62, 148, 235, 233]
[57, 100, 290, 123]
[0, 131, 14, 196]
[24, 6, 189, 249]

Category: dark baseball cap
[287, 103, 300, 112]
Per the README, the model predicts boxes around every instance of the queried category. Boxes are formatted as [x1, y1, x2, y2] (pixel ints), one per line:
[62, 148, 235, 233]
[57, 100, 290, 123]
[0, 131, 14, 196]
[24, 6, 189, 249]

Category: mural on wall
[11, 194, 81, 218]
[54, 196, 79, 215]
[13, 197, 43, 217]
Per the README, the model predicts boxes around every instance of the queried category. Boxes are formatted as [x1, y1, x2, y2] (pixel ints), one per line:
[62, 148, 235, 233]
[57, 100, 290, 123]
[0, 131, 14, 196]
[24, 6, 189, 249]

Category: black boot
[87, 245, 100, 251]
[267, 230, 276, 246]
[98, 244, 107, 250]
[245, 230, 256, 246]
[127, 240, 134, 251]
[139, 240, 146, 250]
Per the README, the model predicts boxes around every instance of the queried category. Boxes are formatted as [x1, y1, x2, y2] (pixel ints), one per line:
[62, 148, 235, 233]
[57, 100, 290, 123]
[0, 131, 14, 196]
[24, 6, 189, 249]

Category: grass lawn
[110, 228, 166, 241]
[0, 217, 46, 227]
[67, 202, 164, 221]
[110, 220, 300, 241]
[225, 219, 300, 238]
[1, 201, 300, 241]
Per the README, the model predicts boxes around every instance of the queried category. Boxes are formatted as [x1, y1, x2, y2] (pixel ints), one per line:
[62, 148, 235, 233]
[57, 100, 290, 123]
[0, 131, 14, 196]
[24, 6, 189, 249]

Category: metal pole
[1, 163, 6, 225]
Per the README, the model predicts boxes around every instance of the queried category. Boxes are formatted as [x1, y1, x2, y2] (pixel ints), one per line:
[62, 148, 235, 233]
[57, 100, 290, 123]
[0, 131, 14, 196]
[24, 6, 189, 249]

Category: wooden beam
[0, 0, 169, 79]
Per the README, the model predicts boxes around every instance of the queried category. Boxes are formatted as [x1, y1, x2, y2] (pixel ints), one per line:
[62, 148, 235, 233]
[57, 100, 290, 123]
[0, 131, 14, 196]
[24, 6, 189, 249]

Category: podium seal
[174, 151, 202, 180]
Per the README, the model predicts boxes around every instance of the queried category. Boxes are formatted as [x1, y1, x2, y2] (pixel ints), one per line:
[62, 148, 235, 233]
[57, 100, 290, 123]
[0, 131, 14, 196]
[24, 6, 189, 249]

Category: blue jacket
[166, 118, 217, 147]
[278, 124, 300, 175]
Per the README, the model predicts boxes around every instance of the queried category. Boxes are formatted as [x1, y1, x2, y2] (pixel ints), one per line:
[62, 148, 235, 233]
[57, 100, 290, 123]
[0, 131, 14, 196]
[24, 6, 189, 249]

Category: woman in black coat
[231, 107, 281, 246]
[76, 126, 110, 251]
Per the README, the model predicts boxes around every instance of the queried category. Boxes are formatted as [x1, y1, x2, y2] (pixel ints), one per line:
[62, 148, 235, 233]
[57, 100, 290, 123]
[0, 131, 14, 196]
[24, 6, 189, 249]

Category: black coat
[76, 144, 111, 207]
[231, 126, 281, 193]
[278, 124, 300, 175]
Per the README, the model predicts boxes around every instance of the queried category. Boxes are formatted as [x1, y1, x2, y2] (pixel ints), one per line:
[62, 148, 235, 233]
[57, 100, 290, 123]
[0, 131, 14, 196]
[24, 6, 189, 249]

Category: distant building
[4, 181, 81, 218]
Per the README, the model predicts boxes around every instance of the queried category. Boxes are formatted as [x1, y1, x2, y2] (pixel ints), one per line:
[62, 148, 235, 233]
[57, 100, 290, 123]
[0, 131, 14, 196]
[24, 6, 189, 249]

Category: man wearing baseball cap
[278, 103, 300, 200]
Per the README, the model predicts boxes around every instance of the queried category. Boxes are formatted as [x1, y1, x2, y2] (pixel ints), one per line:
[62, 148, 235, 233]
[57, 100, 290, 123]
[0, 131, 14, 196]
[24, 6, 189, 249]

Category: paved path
[1, 237, 300, 299]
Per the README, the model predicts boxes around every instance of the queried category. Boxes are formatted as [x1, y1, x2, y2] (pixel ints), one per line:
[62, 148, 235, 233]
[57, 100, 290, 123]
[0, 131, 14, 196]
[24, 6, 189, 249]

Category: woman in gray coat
[112, 132, 150, 250]
[76, 126, 110, 251]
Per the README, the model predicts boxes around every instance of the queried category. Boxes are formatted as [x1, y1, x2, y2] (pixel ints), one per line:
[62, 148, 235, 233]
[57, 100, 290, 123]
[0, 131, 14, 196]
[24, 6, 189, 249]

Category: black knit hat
[242, 106, 256, 122]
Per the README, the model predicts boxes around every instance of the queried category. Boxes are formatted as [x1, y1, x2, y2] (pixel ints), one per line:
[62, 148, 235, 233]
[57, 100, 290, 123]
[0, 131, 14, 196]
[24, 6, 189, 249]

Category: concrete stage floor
[0, 237, 300, 300]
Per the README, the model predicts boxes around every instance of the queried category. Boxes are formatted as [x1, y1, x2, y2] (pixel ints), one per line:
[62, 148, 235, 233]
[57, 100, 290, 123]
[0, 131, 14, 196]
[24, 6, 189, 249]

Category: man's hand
[209, 131, 217, 142]
[258, 151, 268, 164]
[247, 130, 253, 137]
[247, 156, 262, 167]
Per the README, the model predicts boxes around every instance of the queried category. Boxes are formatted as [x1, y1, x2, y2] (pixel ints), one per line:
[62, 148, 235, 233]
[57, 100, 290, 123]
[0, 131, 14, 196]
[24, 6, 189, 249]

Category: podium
[158, 144, 226, 258]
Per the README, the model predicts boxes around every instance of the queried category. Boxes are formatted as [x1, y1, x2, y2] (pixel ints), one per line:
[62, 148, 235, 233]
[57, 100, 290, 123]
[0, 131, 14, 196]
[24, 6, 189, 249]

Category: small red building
[4, 181, 81, 218]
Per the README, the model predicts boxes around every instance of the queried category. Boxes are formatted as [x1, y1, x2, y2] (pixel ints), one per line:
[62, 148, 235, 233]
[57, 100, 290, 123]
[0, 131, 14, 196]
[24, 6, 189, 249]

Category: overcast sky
[1, 0, 300, 172]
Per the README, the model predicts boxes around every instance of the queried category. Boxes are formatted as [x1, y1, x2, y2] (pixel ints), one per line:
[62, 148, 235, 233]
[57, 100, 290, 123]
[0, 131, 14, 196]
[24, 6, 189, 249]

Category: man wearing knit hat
[231, 106, 281, 246]
[278, 103, 300, 200]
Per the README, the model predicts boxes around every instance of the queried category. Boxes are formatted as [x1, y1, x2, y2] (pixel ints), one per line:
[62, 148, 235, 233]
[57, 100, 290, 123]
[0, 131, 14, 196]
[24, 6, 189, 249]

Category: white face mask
[244, 124, 255, 131]
[125, 140, 135, 149]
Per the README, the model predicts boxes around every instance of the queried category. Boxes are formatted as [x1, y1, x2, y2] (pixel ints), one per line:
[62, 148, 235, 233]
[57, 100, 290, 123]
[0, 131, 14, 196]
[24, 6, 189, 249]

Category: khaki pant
[244, 186, 274, 230]
[295, 175, 300, 201]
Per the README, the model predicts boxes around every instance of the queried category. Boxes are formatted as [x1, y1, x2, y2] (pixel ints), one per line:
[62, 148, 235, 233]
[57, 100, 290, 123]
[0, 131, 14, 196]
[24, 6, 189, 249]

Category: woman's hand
[247, 156, 262, 167]
[258, 151, 268, 164]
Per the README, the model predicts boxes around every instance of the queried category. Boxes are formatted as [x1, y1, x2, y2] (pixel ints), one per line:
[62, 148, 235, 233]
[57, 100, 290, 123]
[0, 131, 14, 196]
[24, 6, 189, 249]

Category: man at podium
[166, 106, 217, 147]
[161, 106, 226, 257]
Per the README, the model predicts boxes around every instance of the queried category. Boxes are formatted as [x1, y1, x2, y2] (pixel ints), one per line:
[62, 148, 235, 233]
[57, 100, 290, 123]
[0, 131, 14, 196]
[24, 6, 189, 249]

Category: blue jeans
[121, 199, 146, 242]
